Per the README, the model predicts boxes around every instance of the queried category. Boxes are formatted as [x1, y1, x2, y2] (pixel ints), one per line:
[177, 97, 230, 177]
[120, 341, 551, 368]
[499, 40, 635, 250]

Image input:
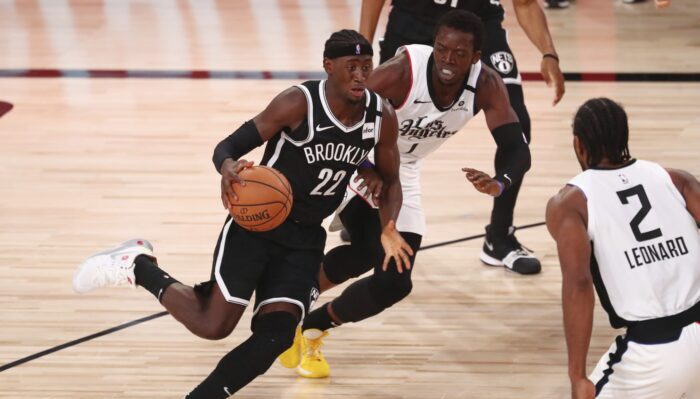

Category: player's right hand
[220, 158, 254, 209]
[570, 378, 595, 399]
[380, 220, 414, 273]
[355, 167, 384, 206]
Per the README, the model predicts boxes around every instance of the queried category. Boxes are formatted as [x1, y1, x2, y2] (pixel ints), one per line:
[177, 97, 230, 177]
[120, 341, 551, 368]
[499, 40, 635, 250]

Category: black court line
[0, 68, 699, 82]
[0, 221, 546, 372]
[420, 221, 546, 251]
[0, 311, 168, 373]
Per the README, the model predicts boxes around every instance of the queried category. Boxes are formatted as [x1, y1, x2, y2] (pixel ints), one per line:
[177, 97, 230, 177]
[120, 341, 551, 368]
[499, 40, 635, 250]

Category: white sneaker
[73, 239, 155, 294]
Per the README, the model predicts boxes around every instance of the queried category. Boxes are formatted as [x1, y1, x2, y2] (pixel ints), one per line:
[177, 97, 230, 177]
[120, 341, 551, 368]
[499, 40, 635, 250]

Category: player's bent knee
[248, 311, 298, 371]
[371, 276, 413, 308]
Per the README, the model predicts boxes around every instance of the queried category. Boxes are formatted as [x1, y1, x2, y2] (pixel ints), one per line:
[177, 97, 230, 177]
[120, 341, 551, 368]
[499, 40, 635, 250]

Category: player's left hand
[541, 56, 565, 106]
[462, 167, 502, 197]
[380, 220, 414, 273]
[355, 167, 383, 206]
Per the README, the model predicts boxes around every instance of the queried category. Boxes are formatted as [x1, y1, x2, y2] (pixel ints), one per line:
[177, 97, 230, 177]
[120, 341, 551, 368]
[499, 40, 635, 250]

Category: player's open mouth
[350, 87, 364, 97]
[439, 67, 455, 79]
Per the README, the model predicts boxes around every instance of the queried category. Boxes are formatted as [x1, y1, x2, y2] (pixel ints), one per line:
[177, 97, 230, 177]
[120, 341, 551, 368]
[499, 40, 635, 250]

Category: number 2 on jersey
[616, 185, 663, 242]
[310, 168, 347, 196]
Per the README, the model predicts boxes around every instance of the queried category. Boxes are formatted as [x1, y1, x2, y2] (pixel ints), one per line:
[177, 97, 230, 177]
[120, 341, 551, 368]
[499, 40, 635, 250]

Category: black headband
[323, 43, 373, 59]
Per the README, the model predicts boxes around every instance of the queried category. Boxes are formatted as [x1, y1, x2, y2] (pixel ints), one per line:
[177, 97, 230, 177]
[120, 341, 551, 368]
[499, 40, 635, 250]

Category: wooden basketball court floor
[0, 1, 698, 398]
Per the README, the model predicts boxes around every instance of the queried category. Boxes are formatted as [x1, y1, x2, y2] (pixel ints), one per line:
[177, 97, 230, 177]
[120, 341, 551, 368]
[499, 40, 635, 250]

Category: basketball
[228, 166, 293, 232]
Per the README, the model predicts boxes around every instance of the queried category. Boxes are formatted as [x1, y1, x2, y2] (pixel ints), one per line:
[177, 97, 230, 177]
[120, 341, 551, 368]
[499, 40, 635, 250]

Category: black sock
[302, 303, 337, 332]
[134, 255, 179, 302]
[490, 174, 523, 235]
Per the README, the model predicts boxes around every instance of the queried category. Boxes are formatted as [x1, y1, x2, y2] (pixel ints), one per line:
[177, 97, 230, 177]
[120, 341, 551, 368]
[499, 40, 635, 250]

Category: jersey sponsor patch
[362, 123, 375, 140]
[490, 51, 514, 75]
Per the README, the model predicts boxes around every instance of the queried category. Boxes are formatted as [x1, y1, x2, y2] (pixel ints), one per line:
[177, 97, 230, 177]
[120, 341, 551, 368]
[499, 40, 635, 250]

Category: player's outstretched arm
[359, 0, 387, 44]
[213, 87, 307, 210]
[545, 186, 595, 399]
[366, 50, 412, 107]
[464, 67, 531, 197]
[667, 168, 700, 223]
[512, 0, 565, 106]
[374, 99, 414, 273]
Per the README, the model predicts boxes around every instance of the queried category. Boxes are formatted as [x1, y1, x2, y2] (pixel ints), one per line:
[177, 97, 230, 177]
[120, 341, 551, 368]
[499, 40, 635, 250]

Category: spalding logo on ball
[228, 166, 293, 232]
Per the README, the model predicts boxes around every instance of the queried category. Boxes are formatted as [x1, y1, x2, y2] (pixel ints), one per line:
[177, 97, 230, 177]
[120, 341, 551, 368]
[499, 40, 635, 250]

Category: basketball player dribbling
[547, 98, 700, 399]
[71, 30, 412, 398]
[280, 10, 533, 378]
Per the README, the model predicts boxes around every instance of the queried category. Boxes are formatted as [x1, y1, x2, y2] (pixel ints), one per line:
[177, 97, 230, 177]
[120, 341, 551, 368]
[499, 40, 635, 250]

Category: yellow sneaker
[296, 329, 330, 378]
[278, 326, 302, 368]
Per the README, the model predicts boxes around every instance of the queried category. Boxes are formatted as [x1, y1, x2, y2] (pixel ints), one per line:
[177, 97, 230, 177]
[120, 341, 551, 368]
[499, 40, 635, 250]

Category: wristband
[359, 159, 375, 169]
[543, 53, 559, 63]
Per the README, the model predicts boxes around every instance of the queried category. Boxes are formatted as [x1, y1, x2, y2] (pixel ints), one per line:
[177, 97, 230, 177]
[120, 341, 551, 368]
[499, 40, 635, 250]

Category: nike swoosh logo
[413, 99, 432, 104]
[485, 241, 494, 251]
[316, 124, 335, 132]
[503, 174, 512, 184]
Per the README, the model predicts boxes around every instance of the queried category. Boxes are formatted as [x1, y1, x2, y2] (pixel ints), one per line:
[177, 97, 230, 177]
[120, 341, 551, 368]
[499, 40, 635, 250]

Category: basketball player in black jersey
[71, 30, 412, 398]
[282, 11, 533, 378]
[358, 0, 565, 271]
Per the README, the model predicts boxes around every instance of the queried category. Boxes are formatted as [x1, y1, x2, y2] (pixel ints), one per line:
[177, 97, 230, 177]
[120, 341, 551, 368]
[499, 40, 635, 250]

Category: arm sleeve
[491, 122, 532, 190]
[212, 120, 264, 172]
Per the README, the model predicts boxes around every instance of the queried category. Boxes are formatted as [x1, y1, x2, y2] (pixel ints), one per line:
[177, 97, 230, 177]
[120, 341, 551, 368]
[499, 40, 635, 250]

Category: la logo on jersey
[399, 116, 458, 140]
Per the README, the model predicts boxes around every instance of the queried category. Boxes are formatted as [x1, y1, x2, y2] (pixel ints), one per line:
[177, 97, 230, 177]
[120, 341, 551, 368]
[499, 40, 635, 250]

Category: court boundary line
[0, 221, 546, 372]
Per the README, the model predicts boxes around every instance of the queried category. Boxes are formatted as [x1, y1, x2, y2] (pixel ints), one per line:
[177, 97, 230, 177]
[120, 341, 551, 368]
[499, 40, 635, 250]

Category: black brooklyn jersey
[261, 80, 382, 225]
[392, 0, 505, 24]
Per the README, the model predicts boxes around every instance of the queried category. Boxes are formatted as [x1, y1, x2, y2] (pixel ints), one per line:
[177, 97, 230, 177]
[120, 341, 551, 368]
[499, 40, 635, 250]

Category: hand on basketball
[541, 56, 565, 106]
[380, 220, 414, 273]
[220, 158, 254, 209]
[462, 167, 502, 197]
[570, 377, 595, 399]
[355, 167, 383, 206]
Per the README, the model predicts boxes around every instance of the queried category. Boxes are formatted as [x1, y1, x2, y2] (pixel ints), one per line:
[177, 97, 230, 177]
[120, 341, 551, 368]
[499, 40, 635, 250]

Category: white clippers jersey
[394, 44, 481, 163]
[332, 44, 483, 236]
[568, 160, 700, 327]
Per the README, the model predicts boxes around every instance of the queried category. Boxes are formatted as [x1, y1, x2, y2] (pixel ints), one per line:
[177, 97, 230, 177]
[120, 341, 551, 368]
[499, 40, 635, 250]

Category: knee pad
[323, 243, 382, 284]
[226, 311, 297, 377]
[251, 311, 297, 357]
[369, 273, 413, 308]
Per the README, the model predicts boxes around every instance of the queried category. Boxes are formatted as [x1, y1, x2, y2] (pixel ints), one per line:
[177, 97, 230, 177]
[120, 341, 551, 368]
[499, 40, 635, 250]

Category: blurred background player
[546, 98, 700, 399]
[358, 0, 565, 271]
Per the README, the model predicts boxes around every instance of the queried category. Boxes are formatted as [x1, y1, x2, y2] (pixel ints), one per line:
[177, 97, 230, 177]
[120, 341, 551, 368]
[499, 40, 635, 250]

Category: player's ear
[323, 58, 333, 74]
[573, 135, 587, 169]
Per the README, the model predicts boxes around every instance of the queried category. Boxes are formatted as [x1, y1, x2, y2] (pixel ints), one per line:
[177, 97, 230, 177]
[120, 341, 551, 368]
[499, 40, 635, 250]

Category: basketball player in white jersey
[278, 10, 533, 378]
[546, 98, 700, 399]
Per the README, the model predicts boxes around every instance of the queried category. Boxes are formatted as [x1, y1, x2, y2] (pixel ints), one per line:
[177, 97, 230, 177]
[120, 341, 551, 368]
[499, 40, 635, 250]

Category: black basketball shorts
[198, 216, 324, 320]
[481, 19, 521, 85]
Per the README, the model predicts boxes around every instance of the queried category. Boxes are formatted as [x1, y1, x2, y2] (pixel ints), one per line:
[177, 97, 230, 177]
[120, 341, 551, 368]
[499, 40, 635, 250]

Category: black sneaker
[480, 225, 541, 275]
[339, 228, 351, 242]
[544, 0, 570, 8]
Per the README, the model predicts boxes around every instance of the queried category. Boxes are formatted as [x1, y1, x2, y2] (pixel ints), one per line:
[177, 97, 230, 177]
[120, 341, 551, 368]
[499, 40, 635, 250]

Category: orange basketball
[229, 166, 293, 232]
